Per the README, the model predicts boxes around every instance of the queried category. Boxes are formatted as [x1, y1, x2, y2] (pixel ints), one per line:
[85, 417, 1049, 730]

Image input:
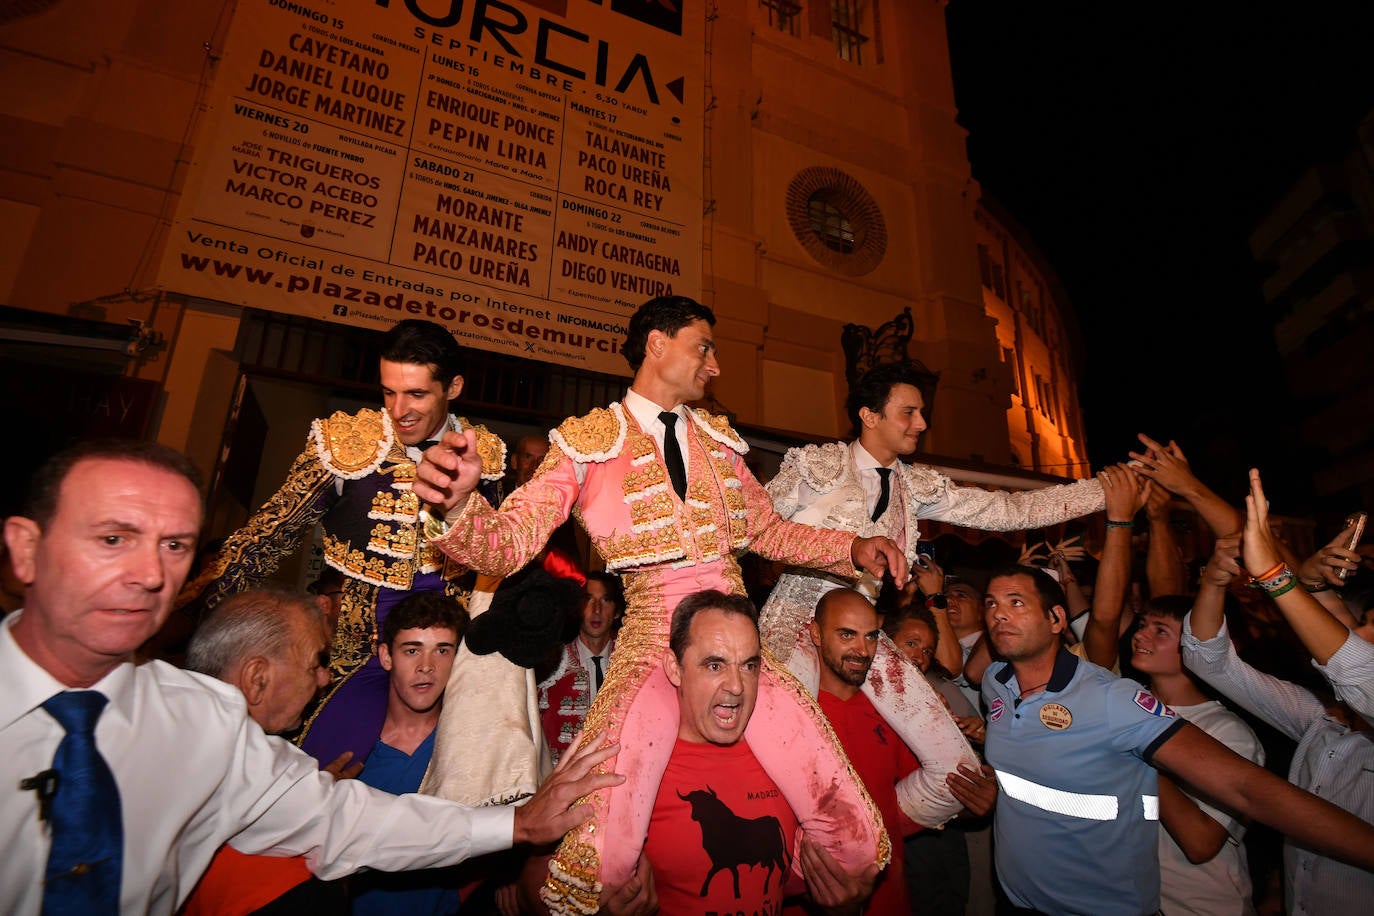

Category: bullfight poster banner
[156, 0, 703, 375]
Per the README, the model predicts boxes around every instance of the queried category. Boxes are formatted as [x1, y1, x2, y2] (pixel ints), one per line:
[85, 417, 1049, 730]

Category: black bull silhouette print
[678, 785, 791, 898]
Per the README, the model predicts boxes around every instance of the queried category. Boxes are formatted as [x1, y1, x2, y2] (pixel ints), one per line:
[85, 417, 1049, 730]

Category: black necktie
[591, 655, 605, 690]
[42, 691, 122, 915]
[871, 467, 892, 522]
[659, 411, 687, 500]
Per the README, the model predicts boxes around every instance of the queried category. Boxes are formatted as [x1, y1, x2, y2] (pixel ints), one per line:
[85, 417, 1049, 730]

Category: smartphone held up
[1338, 512, 1367, 582]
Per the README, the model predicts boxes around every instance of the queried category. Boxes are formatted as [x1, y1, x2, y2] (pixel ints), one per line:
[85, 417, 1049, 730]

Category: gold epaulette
[686, 407, 749, 454]
[549, 404, 628, 463]
[465, 420, 508, 482]
[312, 408, 391, 479]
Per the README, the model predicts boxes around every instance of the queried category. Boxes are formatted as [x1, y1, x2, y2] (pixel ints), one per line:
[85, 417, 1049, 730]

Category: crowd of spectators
[5, 305, 1371, 916]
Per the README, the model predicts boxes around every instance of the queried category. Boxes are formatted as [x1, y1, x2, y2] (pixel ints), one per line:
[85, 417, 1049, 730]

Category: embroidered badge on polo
[1133, 689, 1176, 718]
[988, 697, 1005, 722]
[1039, 702, 1072, 730]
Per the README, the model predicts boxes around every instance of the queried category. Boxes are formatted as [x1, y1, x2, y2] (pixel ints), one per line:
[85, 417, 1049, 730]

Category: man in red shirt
[810, 588, 995, 916]
[496, 589, 879, 915]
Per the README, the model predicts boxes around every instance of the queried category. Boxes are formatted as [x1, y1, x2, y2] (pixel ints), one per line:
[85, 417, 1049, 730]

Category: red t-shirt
[817, 690, 920, 916]
[645, 737, 799, 916]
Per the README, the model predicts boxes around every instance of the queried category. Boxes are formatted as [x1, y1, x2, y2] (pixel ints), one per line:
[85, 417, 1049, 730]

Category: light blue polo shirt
[984, 647, 1186, 916]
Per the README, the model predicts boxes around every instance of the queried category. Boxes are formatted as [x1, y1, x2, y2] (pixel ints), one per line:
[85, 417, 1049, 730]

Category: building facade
[1, 0, 1095, 567]
[1249, 110, 1374, 531]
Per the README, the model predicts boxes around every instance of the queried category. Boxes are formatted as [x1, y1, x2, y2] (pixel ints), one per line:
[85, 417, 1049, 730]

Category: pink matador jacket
[426, 401, 934, 914]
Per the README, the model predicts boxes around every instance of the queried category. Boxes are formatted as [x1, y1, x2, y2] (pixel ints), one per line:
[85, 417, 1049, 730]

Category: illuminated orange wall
[1, 1, 1094, 480]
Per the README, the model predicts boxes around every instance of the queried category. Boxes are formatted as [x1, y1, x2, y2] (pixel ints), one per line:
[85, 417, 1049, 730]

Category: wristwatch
[924, 592, 948, 610]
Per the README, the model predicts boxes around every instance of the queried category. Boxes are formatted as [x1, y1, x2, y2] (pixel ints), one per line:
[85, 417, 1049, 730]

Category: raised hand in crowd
[1130, 434, 1242, 538]
[1142, 475, 1188, 597]
[1241, 469, 1370, 668]
[1188, 534, 1241, 643]
[1296, 517, 1367, 628]
[1048, 548, 1089, 625]
[1016, 538, 1050, 567]
[1049, 533, 1087, 564]
[1080, 462, 1151, 669]
[1020, 532, 1083, 571]
[910, 551, 965, 677]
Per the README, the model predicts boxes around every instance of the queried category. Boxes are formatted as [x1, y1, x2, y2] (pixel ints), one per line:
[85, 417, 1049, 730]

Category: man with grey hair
[181, 590, 348, 915]
[186, 590, 333, 738]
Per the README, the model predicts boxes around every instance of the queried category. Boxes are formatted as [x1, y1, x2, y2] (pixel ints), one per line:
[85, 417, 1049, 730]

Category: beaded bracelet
[1105, 519, 1134, 529]
[1256, 567, 1295, 594]
[1267, 579, 1298, 599]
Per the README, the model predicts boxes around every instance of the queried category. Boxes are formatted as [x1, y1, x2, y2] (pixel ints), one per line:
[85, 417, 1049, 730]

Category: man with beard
[811, 588, 995, 915]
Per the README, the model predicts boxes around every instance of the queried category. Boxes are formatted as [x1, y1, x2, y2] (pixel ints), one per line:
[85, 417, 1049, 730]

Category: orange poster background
[156, 0, 703, 375]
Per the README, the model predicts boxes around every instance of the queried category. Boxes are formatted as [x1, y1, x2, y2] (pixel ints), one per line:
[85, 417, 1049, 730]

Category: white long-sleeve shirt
[1181, 615, 1374, 916]
[1313, 629, 1374, 727]
[0, 612, 512, 916]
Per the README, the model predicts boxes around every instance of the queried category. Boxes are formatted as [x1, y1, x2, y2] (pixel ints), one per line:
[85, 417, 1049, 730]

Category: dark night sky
[943, 3, 1374, 510]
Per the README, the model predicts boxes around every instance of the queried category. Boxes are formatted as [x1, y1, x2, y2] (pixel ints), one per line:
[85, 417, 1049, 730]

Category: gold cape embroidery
[686, 406, 749, 453]
[314, 408, 390, 477]
[466, 419, 508, 481]
[550, 404, 627, 462]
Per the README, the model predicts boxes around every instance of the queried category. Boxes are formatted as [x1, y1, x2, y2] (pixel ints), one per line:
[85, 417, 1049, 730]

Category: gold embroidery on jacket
[552, 405, 626, 460]
[317, 409, 390, 476]
[473, 423, 508, 480]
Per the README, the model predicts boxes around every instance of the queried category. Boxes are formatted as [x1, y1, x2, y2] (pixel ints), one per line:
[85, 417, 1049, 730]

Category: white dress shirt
[850, 440, 898, 520]
[575, 637, 614, 702]
[0, 612, 512, 916]
[1313, 629, 1374, 726]
[623, 388, 687, 458]
[1181, 615, 1374, 916]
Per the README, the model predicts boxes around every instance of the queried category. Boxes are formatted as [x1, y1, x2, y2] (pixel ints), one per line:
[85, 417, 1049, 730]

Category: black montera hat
[464, 564, 583, 668]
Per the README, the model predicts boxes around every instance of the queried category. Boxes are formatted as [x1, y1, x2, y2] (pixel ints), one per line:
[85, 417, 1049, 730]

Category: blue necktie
[41, 691, 122, 915]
